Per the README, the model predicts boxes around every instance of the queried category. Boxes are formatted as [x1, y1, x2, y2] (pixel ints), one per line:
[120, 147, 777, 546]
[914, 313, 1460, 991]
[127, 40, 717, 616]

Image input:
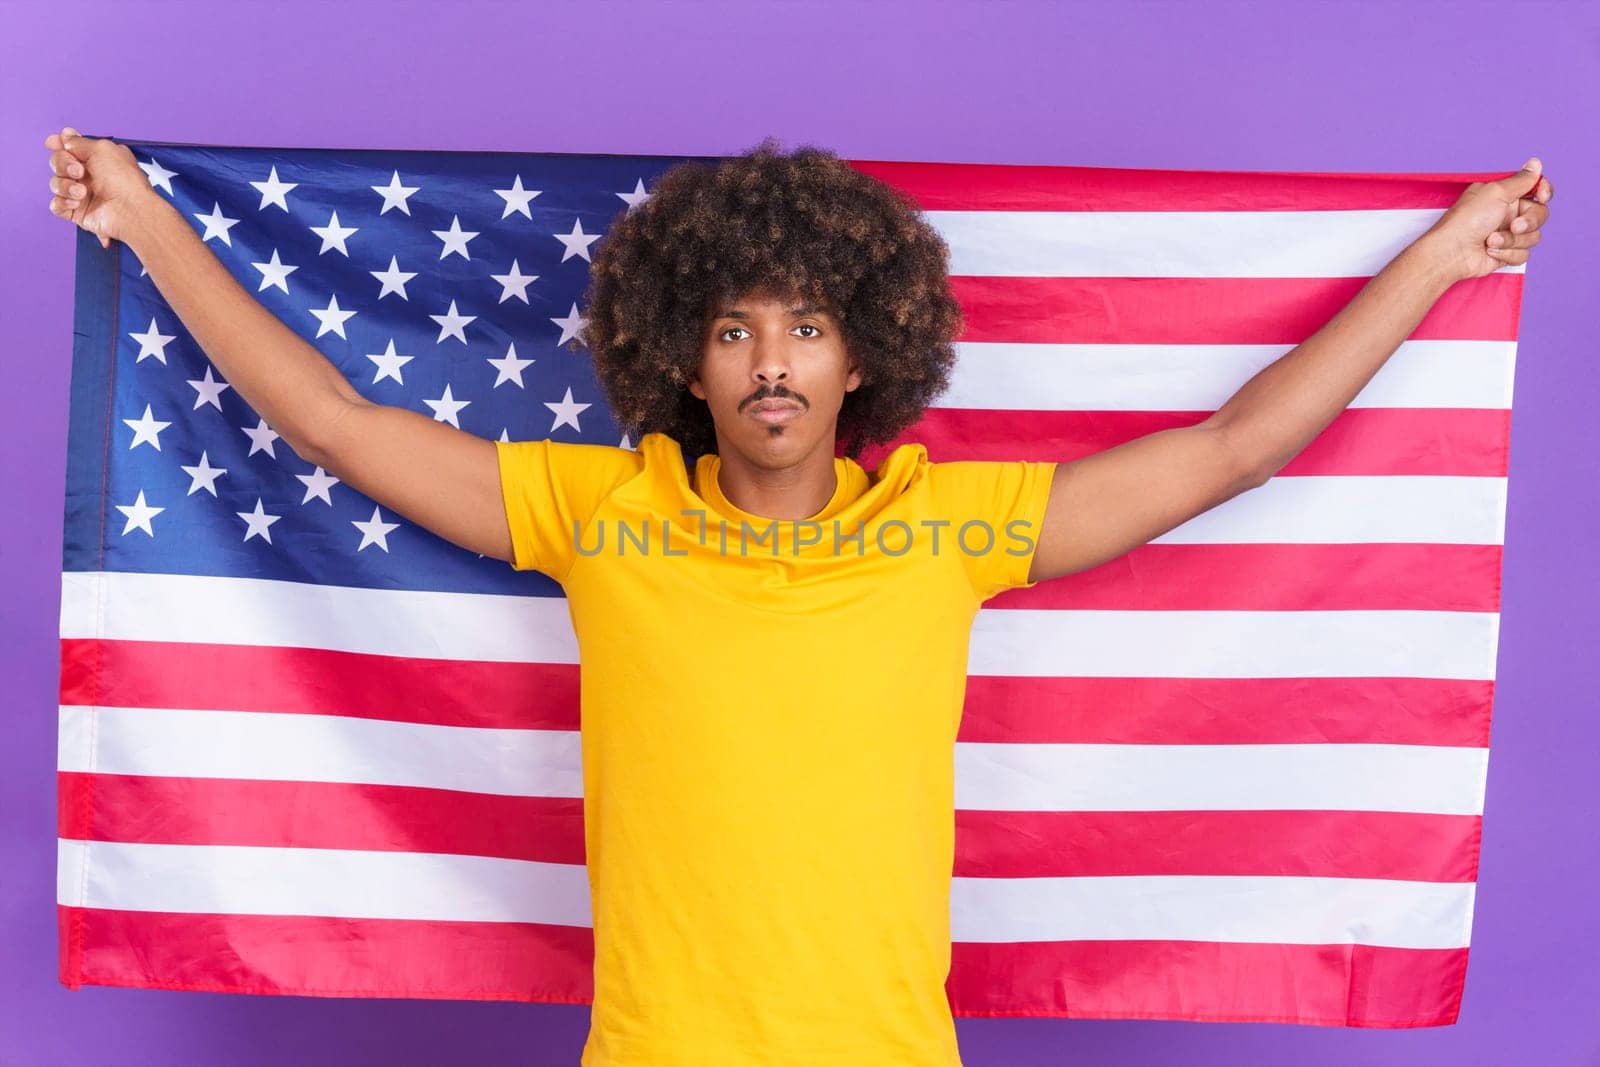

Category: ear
[844, 360, 862, 393]
[688, 374, 706, 401]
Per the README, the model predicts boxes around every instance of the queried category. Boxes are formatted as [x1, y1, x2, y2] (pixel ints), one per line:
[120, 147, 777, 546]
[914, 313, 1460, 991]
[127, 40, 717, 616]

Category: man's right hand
[45, 125, 157, 249]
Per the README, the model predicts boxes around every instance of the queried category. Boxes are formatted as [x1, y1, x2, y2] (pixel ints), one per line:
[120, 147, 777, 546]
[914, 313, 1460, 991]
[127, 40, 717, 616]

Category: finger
[50, 175, 88, 200]
[1492, 157, 1542, 200]
[1487, 228, 1541, 252]
[1486, 245, 1531, 266]
[50, 149, 84, 178]
[1510, 200, 1549, 234]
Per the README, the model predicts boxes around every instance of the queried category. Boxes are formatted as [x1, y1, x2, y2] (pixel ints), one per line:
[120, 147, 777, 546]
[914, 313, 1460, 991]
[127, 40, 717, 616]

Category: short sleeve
[928, 458, 1058, 601]
[495, 439, 643, 581]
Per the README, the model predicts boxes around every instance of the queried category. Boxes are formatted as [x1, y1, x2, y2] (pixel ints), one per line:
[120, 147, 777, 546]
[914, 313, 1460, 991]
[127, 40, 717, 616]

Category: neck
[713, 437, 840, 520]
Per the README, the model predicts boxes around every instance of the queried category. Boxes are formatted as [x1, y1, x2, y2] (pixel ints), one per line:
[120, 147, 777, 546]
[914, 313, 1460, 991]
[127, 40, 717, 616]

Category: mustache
[739, 385, 808, 412]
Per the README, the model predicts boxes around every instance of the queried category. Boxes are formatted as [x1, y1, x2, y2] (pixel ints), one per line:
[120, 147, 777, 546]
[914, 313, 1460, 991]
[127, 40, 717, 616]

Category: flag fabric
[57, 139, 1524, 1027]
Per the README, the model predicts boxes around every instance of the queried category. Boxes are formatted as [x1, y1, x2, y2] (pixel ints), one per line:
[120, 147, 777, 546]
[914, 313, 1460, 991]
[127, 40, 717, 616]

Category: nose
[750, 335, 790, 387]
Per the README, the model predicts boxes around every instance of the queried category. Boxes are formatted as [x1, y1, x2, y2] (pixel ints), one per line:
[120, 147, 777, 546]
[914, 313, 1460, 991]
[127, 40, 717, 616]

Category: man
[44, 126, 1552, 1066]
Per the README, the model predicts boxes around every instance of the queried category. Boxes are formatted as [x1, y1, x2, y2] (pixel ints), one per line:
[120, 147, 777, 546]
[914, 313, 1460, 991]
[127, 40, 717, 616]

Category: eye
[719, 326, 749, 342]
[794, 323, 820, 338]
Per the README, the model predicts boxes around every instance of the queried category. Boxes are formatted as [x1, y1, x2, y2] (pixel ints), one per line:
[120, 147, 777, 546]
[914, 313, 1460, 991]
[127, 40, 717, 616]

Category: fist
[44, 125, 157, 249]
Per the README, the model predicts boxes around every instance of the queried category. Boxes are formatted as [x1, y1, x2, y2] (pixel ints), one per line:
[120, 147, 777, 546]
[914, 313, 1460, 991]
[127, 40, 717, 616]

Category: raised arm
[46, 126, 514, 564]
[1027, 159, 1554, 585]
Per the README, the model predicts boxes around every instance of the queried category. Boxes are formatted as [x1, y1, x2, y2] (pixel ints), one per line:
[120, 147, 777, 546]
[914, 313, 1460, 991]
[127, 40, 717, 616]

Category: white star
[554, 218, 600, 262]
[242, 417, 280, 458]
[371, 170, 420, 215]
[432, 215, 479, 260]
[180, 451, 227, 496]
[129, 318, 176, 364]
[237, 498, 282, 544]
[309, 293, 357, 339]
[498, 427, 510, 442]
[551, 303, 589, 348]
[429, 300, 475, 345]
[486, 342, 534, 388]
[115, 490, 164, 536]
[423, 384, 471, 428]
[365, 339, 414, 385]
[123, 404, 171, 451]
[619, 432, 635, 450]
[251, 248, 299, 293]
[544, 387, 591, 433]
[490, 259, 539, 303]
[138, 156, 177, 195]
[352, 506, 399, 552]
[310, 210, 358, 256]
[186, 365, 231, 410]
[295, 465, 340, 505]
[495, 175, 542, 219]
[617, 178, 650, 211]
[250, 166, 298, 211]
[193, 202, 242, 246]
[370, 256, 416, 300]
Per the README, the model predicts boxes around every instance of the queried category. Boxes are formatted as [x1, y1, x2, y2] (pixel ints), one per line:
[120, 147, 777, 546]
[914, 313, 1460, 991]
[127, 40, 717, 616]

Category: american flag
[57, 140, 1522, 1026]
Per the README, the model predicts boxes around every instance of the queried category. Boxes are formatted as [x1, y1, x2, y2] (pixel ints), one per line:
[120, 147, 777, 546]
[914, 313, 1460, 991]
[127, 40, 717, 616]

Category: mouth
[747, 401, 805, 424]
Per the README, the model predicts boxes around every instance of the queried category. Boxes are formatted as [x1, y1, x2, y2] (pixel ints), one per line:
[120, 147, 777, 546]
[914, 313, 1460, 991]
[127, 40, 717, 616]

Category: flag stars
[129, 318, 176, 364]
[433, 215, 480, 260]
[370, 256, 417, 300]
[490, 258, 539, 303]
[430, 300, 476, 344]
[250, 166, 298, 211]
[310, 293, 357, 339]
[237, 498, 282, 544]
[551, 303, 588, 348]
[295, 466, 340, 505]
[495, 175, 541, 219]
[116, 490, 164, 536]
[545, 387, 591, 433]
[352, 506, 400, 552]
[554, 218, 600, 262]
[311, 210, 358, 255]
[242, 417, 280, 458]
[138, 156, 177, 195]
[617, 178, 650, 211]
[124, 404, 171, 450]
[372, 170, 420, 215]
[194, 202, 242, 246]
[187, 365, 231, 410]
[486, 342, 534, 388]
[181, 451, 227, 496]
[366, 339, 414, 385]
[252, 249, 299, 293]
[424, 384, 471, 428]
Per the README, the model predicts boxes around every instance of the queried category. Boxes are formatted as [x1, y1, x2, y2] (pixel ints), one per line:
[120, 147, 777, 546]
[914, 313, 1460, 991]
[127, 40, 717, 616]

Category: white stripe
[57, 838, 1468, 947]
[943, 340, 1517, 411]
[58, 705, 1483, 814]
[57, 839, 592, 925]
[970, 609, 1499, 681]
[930, 208, 1526, 279]
[60, 571, 577, 662]
[58, 705, 583, 798]
[956, 742, 1486, 816]
[950, 873, 1474, 949]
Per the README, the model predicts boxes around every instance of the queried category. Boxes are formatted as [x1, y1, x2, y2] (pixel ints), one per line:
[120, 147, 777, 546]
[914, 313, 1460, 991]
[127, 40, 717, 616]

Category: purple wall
[3, 2, 1596, 1062]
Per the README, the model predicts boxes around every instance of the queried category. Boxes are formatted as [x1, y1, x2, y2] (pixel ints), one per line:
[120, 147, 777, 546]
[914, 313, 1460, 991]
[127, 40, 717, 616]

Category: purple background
[4, 1, 1596, 1063]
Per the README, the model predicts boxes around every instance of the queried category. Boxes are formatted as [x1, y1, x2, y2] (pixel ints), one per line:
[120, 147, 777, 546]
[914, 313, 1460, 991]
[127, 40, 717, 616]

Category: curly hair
[579, 137, 963, 461]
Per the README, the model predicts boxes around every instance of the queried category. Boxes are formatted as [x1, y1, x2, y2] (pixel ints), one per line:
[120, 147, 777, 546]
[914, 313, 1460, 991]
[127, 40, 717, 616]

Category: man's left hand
[1421, 157, 1554, 283]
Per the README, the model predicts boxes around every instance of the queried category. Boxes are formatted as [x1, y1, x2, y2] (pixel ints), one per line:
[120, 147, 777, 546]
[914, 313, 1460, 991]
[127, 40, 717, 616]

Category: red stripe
[61, 772, 1480, 883]
[989, 542, 1504, 613]
[883, 405, 1509, 477]
[946, 940, 1467, 1027]
[956, 809, 1481, 882]
[58, 772, 585, 864]
[952, 274, 1521, 344]
[850, 159, 1505, 212]
[959, 676, 1492, 747]
[59, 638, 581, 730]
[58, 905, 593, 1001]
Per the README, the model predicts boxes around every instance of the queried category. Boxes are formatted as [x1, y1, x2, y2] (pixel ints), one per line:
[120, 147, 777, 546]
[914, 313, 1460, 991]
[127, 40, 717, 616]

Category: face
[689, 288, 862, 467]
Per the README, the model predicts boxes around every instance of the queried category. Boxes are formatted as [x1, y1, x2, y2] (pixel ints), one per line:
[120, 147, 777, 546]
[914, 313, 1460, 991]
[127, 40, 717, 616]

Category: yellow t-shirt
[496, 431, 1056, 1067]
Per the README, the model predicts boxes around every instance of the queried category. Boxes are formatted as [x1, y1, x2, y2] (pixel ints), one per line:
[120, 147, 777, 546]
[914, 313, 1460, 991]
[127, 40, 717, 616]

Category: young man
[45, 127, 1551, 1066]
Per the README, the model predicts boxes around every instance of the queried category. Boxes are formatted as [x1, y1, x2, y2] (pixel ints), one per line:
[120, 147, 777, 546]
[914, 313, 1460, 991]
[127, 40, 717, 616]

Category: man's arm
[48, 128, 516, 564]
[1027, 160, 1553, 585]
